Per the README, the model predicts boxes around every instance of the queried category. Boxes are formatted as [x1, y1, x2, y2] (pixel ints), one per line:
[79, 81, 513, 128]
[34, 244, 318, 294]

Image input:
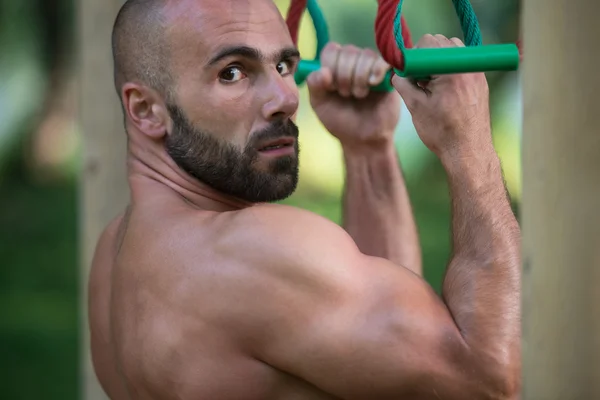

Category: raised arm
[240, 194, 518, 399]
[341, 143, 422, 275]
[236, 36, 520, 400]
[306, 43, 422, 274]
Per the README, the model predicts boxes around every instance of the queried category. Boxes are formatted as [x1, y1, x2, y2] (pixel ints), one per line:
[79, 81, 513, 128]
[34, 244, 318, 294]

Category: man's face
[162, 0, 301, 203]
[165, 104, 299, 203]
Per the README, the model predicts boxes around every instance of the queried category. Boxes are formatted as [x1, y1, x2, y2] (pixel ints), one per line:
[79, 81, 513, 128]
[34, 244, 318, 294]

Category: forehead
[163, 0, 293, 62]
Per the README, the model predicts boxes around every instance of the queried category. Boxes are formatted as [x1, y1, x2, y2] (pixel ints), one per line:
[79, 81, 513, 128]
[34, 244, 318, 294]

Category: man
[88, 0, 521, 399]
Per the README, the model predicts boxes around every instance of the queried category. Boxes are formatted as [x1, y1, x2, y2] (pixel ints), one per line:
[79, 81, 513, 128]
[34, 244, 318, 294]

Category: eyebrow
[205, 45, 301, 68]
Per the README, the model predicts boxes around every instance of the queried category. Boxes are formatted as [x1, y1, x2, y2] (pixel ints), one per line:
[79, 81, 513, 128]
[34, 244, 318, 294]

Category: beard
[164, 104, 300, 203]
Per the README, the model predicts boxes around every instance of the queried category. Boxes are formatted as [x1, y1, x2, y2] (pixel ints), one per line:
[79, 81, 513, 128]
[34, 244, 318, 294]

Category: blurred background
[0, 0, 521, 398]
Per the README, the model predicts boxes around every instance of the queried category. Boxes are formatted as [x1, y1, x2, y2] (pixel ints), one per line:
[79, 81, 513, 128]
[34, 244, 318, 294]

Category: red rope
[285, 0, 413, 69]
[375, 0, 413, 71]
[286, 0, 308, 45]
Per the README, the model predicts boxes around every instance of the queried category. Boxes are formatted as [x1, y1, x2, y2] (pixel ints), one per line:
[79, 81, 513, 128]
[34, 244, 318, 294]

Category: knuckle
[434, 34, 453, 47]
[361, 47, 378, 58]
[321, 42, 340, 57]
[418, 34, 437, 48]
[323, 41, 340, 52]
[373, 60, 390, 74]
[321, 44, 341, 68]
[341, 44, 360, 55]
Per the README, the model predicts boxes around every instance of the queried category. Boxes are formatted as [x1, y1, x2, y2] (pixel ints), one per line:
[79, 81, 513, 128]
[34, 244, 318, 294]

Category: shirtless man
[88, 0, 521, 398]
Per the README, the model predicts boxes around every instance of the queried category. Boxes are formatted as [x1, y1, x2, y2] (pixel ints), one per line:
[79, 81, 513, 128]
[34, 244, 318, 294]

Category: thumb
[391, 73, 426, 108]
[306, 67, 335, 101]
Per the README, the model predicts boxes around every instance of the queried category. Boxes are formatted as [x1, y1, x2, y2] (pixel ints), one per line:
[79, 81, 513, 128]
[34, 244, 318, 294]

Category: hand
[306, 43, 401, 150]
[392, 34, 492, 158]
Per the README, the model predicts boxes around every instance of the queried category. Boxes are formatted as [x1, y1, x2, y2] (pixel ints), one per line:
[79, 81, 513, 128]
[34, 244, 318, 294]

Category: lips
[258, 137, 296, 151]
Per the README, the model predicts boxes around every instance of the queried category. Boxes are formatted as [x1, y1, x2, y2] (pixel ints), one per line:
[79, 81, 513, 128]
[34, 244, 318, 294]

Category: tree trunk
[79, 0, 127, 398]
[521, 1, 600, 398]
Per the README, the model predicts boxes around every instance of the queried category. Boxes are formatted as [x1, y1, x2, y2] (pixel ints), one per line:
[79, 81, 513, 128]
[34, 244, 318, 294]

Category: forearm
[440, 142, 521, 376]
[342, 141, 422, 275]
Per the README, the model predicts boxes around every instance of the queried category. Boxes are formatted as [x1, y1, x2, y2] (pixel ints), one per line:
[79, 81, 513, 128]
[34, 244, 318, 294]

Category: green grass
[0, 175, 78, 400]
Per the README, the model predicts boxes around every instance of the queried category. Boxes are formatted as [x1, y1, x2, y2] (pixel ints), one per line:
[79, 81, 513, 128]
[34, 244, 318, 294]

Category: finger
[306, 67, 335, 101]
[335, 45, 361, 97]
[320, 42, 343, 92]
[434, 34, 455, 47]
[426, 36, 464, 86]
[415, 34, 442, 49]
[391, 73, 426, 109]
[369, 56, 391, 86]
[412, 35, 453, 84]
[320, 42, 342, 76]
[450, 37, 465, 47]
[352, 48, 378, 98]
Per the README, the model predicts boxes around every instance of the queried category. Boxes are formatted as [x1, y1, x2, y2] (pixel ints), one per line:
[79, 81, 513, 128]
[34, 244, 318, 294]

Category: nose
[260, 72, 299, 122]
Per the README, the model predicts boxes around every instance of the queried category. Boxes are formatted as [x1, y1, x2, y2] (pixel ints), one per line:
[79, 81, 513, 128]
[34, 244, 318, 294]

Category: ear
[122, 83, 170, 139]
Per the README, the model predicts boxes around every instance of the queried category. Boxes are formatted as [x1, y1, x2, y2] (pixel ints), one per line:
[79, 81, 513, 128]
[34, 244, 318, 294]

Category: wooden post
[521, 1, 600, 399]
[79, 0, 127, 398]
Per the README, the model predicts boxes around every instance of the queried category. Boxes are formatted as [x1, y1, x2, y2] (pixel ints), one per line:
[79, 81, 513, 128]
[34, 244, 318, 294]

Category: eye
[219, 66, 246, 83]
[276, 60, 292, 76]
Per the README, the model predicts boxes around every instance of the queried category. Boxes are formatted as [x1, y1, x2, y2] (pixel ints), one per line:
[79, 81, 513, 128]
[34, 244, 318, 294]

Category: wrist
[438, 134, 498, 169]
[342, 140, 400, 178]
[440, 144, 503, 187]
[433, 122, 494, 161]
[342, 138, 404, 198]
[341, 135, 397, 160]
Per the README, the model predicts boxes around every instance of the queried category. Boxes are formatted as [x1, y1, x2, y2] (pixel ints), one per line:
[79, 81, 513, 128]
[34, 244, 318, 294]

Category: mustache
[248, 120, 299, 148]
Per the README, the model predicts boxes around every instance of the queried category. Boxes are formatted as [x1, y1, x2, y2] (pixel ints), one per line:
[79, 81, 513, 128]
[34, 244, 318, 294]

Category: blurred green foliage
[0, 0, 520, 398]
[0, 169, 78, 400]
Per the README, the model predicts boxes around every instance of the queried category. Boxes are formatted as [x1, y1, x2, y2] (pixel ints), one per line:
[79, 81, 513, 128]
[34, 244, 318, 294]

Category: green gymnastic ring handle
[395, 44, 520, 79]
[393, 0, 520, 78]
[293, 0, 394, 92]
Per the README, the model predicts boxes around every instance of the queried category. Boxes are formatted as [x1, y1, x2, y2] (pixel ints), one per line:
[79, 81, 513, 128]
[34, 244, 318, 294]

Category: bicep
[255, 252, 470, 399]
[235, 206, 474, 398]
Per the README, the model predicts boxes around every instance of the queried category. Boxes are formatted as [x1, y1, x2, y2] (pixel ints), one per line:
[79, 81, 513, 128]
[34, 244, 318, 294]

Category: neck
[126, 133, 253, 212]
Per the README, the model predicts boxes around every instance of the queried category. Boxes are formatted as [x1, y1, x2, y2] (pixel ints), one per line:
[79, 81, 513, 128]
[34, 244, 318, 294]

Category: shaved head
[112, 0, 170, 101]
[111, 0, 290, 102]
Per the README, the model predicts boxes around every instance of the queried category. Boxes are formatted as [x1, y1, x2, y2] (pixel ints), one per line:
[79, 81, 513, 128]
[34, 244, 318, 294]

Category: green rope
[393, 0, 406, 51]
[394, 0, 482, 52]
[451, 0, 482, 46]
[307, 0, 329, 60]
[293, 0, 331, 86]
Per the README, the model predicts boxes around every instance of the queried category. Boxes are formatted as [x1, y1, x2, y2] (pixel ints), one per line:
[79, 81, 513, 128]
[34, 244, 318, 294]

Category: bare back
[88, 194, 337, 400]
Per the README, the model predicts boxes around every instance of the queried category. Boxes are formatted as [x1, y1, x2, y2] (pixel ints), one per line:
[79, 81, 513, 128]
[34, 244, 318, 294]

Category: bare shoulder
[207, 202, 375, 345]
[215, 202, 423, 300]
[211, 203, 376, 302]
[224, 203, 363, 266]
